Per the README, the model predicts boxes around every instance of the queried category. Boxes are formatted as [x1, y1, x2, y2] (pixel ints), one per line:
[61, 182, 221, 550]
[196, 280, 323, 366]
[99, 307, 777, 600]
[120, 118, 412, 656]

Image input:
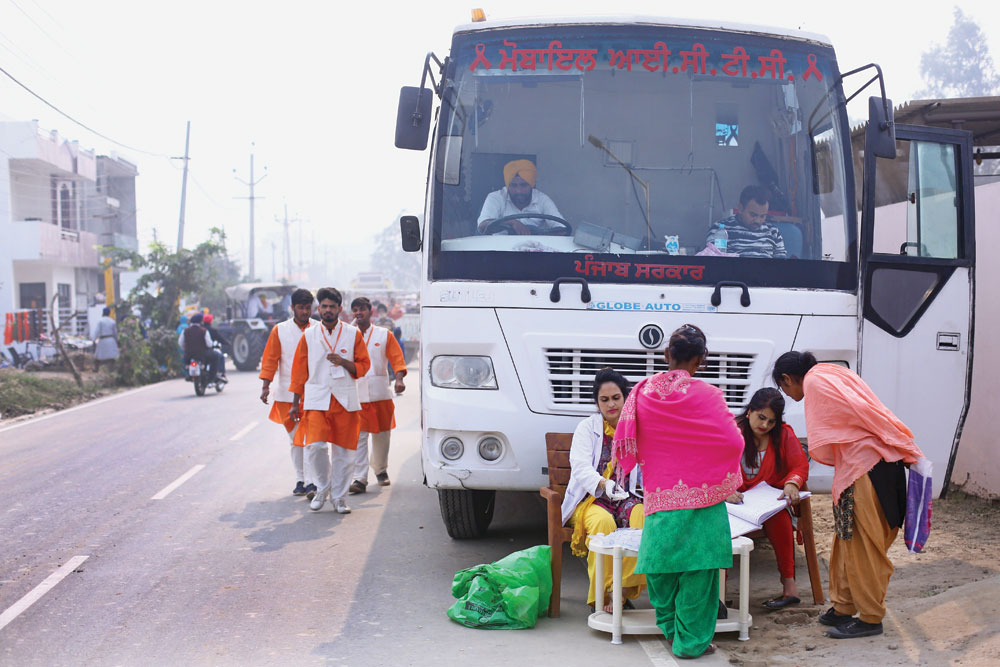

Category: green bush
[115, 317, 159, 387]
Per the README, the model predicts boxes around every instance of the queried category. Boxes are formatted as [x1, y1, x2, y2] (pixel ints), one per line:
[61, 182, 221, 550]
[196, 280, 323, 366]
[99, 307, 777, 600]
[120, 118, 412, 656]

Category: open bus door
[859, 122, 976, 498]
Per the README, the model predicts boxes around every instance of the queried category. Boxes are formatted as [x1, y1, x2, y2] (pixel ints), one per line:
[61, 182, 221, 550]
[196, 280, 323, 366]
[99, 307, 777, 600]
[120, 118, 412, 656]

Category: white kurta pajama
[351, 325, 406, 484]
[289, 322, 370, 505]
[260, 318, 315, 484]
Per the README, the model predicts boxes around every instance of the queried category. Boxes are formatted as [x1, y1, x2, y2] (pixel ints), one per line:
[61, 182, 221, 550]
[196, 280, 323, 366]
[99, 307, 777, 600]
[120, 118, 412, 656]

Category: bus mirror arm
[711, 281, 751, 308]
[550, 278, 592, 304]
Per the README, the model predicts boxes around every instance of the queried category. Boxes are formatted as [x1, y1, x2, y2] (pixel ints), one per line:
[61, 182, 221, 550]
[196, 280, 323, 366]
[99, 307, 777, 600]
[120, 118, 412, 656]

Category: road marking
[0, 384, 160, 435]
[0, 555, 89, 631]
[229, 421, 260, 442]
[640, 639, 679, 667]
[151, 464, 206, 500]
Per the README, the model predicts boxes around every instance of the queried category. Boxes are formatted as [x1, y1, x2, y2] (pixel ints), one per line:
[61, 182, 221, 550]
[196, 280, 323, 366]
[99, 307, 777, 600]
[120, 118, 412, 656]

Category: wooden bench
[540, 432, 824, 618]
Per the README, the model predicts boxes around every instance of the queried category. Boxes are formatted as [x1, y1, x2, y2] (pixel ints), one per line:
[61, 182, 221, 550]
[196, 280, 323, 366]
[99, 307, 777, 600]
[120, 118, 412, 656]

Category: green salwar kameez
[637, 503, 732, 658]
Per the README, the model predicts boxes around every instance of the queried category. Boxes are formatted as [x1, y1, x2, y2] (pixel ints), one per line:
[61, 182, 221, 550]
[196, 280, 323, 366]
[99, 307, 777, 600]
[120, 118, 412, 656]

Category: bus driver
[476, 159, 564, 235]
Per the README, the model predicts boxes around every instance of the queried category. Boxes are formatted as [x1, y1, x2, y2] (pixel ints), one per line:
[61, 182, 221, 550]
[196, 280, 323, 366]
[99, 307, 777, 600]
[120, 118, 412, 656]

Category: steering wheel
[482, 213, 572, 236]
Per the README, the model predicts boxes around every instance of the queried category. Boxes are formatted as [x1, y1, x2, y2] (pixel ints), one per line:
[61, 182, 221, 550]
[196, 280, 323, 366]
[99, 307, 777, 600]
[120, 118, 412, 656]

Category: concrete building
[0, 121, 139, 342]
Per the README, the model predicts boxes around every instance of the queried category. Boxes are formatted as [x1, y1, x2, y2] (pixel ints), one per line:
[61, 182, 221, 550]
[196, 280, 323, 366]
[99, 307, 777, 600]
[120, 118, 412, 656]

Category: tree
[102, 228, 231, 330]
[916, 7, 1000, 98]
[369, 217, 421, 291]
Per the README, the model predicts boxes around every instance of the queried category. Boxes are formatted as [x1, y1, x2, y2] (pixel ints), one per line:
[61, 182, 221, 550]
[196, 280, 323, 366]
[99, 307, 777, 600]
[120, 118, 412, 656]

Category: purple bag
[904, 458, 932, 553]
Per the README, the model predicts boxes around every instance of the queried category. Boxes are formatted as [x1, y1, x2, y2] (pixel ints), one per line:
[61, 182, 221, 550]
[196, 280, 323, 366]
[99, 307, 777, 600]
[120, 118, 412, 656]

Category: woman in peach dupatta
[773, 351, 924, 641]
[613, 325, 743, 659]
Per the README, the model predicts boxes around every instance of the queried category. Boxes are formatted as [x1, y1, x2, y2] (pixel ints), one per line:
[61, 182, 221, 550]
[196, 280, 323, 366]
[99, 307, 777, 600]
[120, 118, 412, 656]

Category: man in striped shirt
[705, 185, 787, 259]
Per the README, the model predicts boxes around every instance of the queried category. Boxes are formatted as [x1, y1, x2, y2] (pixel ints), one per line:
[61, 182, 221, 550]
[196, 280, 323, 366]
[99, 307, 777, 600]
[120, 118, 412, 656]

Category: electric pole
[176, 121, 191, 250]
[234, 146, 266, 280]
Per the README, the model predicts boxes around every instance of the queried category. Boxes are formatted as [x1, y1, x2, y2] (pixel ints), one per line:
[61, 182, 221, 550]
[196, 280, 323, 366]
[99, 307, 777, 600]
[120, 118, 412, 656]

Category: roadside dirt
[719, 491, 1000, 666]
[0, 368, 120, 420]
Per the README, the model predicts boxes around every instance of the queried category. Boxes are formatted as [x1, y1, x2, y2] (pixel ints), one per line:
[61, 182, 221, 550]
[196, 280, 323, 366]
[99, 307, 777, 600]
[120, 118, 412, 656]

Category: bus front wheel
[438, 489, 495, 539]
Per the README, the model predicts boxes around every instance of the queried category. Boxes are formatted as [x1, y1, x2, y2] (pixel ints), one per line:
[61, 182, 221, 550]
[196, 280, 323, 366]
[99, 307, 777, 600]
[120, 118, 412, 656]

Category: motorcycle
[185, 345, 227, 396]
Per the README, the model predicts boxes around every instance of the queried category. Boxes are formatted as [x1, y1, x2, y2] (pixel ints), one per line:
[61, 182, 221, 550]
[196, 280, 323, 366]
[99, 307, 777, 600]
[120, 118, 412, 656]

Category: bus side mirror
[395, 87, 433, 151]
[400, 215, 422, 252]
[866, 96, 896, 159]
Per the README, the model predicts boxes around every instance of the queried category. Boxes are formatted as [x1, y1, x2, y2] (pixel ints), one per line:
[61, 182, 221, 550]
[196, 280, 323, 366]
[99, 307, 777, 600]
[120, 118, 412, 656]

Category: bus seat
[774, 221, 804, 258]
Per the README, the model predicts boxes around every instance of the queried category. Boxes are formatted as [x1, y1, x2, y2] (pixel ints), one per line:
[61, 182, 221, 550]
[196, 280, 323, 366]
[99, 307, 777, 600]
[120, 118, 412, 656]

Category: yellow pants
[573, 503, 646, 606]
[829, 473, 899, 624]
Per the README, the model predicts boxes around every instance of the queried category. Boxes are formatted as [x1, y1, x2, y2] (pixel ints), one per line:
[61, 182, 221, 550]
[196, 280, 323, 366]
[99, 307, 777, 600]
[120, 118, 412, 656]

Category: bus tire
[438, 489, 495, 539]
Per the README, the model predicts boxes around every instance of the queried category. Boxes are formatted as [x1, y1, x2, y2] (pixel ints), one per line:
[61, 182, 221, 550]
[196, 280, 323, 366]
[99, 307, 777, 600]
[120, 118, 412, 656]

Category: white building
[0, 121, 138, 340]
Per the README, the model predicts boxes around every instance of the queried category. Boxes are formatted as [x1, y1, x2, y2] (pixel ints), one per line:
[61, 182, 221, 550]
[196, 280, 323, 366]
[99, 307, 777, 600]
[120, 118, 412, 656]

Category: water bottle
[708, 224, 728, 252]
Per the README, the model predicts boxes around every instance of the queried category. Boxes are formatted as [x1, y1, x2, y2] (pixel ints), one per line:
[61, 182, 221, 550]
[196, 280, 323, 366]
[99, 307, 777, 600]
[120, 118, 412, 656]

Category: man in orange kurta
[289, 288, 370, 514]
[348, 297, 408, 494]
[259, 288, 315, 498]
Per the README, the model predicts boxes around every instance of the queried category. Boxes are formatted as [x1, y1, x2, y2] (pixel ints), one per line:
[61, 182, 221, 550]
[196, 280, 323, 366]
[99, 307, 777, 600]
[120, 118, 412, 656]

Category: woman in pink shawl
[772, 351, 924, 640]
[613, 325, 743, 659]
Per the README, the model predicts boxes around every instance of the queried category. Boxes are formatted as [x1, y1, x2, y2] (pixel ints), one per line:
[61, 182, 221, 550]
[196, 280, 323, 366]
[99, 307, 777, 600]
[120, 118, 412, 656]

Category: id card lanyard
[320, 322, 344, 356]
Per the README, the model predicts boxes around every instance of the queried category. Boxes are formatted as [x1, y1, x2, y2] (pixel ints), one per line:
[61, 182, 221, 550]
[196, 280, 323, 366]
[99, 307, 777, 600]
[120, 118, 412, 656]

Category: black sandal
[762, 595, 801, 610]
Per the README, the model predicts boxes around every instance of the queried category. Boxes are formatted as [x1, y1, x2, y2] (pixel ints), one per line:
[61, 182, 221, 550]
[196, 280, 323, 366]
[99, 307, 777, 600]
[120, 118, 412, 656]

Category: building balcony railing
[10, 220, 100, 267]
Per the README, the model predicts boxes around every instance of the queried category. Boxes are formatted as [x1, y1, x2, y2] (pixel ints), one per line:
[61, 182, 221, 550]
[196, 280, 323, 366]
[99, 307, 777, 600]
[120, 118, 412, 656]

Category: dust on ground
[718, 491, 1000, 666]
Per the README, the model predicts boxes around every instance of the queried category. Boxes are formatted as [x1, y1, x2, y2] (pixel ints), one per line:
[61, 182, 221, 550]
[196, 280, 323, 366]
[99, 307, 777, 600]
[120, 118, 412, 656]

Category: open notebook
[727, 482, 812, 538]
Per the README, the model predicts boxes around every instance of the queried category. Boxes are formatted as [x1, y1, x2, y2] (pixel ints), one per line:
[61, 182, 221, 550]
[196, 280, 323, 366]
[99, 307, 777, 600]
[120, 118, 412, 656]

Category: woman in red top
[728, 387, 809, 610]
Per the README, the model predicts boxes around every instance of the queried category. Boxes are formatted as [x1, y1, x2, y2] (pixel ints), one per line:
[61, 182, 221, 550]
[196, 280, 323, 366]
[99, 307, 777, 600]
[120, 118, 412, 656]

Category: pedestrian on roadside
[348, 297, 407, 494]
[259, 288, 317, 499]
[288, 288, 371, 514]
[772, 351, 925, 639]
[93, 307, 119, 372]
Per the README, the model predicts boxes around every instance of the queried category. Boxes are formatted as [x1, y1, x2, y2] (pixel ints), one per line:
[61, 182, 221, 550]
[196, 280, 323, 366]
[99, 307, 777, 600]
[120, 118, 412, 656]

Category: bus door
[859, 124, 975, 497]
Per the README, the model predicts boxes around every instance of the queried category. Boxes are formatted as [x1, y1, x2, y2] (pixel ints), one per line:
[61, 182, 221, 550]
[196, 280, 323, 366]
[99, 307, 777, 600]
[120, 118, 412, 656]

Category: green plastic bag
[446, 545, 552, 629]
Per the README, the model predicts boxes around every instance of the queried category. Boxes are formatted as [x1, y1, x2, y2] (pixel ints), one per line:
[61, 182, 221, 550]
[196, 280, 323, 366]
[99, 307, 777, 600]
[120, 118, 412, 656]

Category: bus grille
[545, 348, 755, 410]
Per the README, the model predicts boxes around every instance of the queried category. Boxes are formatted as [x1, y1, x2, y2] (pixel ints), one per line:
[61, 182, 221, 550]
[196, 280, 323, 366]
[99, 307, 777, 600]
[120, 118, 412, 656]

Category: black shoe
[818, 606, 855, 627]
[349, 480, 367, 495]
[826, 618, 883, 639]
[375, 472, 390, 486]
[304, 483, 317, 500]
[292, 481, 307, 496]
[762, 595, 801, 610]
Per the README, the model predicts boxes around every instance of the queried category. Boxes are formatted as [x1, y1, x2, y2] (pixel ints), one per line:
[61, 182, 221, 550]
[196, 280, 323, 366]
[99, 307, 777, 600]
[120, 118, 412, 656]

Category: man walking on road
[288, 288, 370, 514]
[348, 297, 407, 494]
[259, 288, 317, 499]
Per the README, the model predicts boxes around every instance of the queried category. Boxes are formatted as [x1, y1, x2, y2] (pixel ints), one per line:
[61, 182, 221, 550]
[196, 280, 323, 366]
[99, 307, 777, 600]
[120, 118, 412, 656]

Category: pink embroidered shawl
[804, 363, 924, 503]
[613, 370, 744, 515]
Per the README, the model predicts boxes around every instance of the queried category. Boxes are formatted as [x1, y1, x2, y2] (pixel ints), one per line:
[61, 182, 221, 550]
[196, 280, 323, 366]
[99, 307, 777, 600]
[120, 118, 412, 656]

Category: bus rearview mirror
[866, 96, 896, 159]
[395, 87, 433, 151]
[400, 216, 422, 252]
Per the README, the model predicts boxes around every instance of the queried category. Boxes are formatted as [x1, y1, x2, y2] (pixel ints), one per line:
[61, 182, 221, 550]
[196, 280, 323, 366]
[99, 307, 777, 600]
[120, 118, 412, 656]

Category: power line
[0, 63, 173, 158]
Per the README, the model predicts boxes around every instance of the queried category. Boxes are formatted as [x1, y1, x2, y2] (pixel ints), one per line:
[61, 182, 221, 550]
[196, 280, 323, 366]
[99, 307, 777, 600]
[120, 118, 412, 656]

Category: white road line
[0, 555, 89, 631]
[151, 464, 206, 500]
[0, 384, 160, 435]
[640, 639, 679, 667]
[229, 420, 260, 442]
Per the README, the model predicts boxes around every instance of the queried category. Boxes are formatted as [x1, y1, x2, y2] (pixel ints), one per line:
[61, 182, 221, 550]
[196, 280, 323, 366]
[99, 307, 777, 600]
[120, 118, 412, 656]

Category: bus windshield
[429, 24, 855, 291]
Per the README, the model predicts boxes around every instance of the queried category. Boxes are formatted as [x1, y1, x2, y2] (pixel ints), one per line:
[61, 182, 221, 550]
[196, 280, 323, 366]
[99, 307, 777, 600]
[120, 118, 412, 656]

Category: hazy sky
[1, 1, 997, 283]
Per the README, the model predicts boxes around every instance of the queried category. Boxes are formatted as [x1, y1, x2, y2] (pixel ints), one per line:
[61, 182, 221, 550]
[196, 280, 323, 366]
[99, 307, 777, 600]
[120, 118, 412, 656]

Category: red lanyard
[320, 322, 344, 355]
[362, 325, 374, 346]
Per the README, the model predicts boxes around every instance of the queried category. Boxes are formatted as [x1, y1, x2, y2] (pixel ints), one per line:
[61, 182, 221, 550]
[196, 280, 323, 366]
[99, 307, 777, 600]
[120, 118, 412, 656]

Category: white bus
[394, 14, 976, 537]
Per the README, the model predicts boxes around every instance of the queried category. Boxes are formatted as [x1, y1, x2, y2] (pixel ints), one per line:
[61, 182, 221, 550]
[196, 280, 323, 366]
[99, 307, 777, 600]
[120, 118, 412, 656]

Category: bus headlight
[478, 436, 503, 462]
[441, 436, 465, 460]
[430, 356, 498, 389]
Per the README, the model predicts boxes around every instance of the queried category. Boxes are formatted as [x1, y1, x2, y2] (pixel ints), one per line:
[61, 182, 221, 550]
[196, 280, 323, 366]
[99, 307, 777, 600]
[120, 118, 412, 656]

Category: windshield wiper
[587, 135, 656, 249]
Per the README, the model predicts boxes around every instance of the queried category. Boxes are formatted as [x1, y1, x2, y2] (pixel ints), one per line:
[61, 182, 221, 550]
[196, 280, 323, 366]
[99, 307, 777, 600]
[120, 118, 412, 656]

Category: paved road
[0, 371, 734, 666]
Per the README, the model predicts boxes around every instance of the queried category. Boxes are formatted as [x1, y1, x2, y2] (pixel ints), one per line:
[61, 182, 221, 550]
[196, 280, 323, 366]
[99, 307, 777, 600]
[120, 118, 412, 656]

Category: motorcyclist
[202, 313, 229, 380]
[179, 313, 226, 383]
